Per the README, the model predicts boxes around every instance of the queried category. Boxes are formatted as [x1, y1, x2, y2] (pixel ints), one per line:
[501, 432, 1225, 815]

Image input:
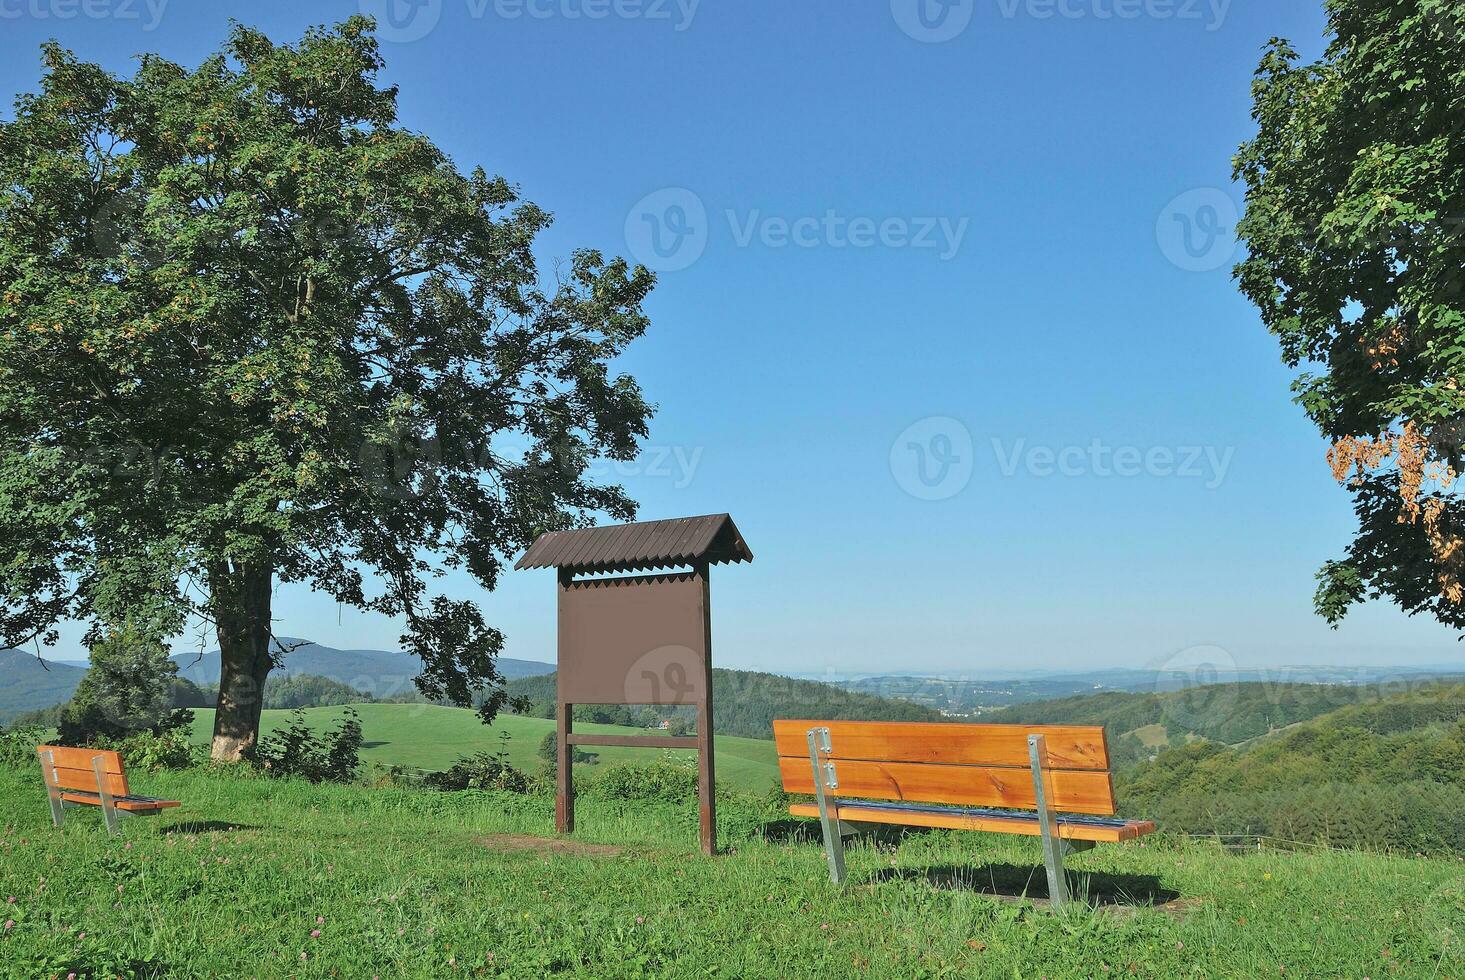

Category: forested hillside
[1117, 683, 1465, 853]
[507, 668, 944, 739]
[980, 680, 1452, 766]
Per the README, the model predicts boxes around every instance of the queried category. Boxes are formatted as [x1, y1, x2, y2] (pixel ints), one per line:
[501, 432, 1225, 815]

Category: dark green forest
[506, 668, 944, 738]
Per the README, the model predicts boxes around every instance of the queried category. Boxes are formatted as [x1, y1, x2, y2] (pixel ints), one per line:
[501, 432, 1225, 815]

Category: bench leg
[91, 755, 121, 837]
[1028, 734, 1069, 908]
[806, 727, 847, 886]
[38, 749, 64, 828]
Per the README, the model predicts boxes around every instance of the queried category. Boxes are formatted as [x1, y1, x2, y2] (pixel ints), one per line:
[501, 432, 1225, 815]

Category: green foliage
[426, 730, 531, 792]
[508, 668, 945, 739]
[424, 752, 533, 794]
[99, 727, 198, 772]
[1119, 685, 1465, 853]
[0, 724, 45, 768]
[261, 673, 373, 710]
[255, 707, 363, 783]
[0, 18, 655, 756]
[56, 626, 192, 745]
[537, 730, 593, 769]
[584, 756, 700, 803]
[982, 680, 1413, 766]
[1233, 0, 1465, 626]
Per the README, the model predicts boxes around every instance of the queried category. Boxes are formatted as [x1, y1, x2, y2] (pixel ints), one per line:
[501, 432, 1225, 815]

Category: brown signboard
[557, 572, 709, 706]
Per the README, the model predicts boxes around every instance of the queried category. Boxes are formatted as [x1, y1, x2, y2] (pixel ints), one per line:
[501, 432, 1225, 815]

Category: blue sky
[5, 0, 1462, 676]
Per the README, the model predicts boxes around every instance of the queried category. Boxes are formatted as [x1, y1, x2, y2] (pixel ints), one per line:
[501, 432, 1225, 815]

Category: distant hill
[833, 665, 1465, 715]
[168, 638, 554, 698]
[0, 639, 555, 723]
[1117, 682, 1465, 854]
[507, 668, 945, 740]
[977, 679, 1453, 767]
[0, 650, 88, 725]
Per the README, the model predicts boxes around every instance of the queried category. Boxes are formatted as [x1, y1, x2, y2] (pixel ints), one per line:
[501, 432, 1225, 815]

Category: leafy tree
[1234, 0, 1465, 627]
[537, 729, 592, 771]
[56, 626, 192, 744]
[0, 19, 654, 760]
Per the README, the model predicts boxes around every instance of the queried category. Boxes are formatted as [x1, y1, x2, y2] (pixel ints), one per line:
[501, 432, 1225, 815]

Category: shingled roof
[515, 514, 753, 574]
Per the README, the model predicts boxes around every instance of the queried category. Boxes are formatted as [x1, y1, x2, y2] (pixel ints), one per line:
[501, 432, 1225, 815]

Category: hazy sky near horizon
[5, 0, 1462, 676]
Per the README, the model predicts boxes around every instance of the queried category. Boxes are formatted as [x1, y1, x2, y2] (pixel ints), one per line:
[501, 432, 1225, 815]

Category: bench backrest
[36, 745, 130, 797]
[772, 720, 1117, 816]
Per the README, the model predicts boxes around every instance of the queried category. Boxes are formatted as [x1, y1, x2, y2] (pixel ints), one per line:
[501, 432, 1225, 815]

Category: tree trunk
[209, 561, 274, 762]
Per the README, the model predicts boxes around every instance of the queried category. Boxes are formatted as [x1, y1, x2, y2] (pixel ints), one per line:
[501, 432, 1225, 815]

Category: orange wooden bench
[36, 745, 181, 836]
[773, 720, 1156, 904]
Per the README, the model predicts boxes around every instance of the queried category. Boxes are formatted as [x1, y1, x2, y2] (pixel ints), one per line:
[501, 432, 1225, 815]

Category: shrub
[255, 709, 363, 783]
[0, 725, 47, 769]
[426, 731, 533, 792]
[585, 756, 699, 803]
[99, 728, 198, 772]
[537, 730, 595, 773]
[424, 751, 533, 793]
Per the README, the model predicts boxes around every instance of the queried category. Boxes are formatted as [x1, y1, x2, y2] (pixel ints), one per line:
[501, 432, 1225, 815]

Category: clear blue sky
[5, 0, 1461, 676]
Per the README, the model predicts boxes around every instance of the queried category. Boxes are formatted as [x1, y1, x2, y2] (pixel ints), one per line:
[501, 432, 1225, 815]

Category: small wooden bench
[36, 745, 181, 836]
[773, 720, 1156, 904]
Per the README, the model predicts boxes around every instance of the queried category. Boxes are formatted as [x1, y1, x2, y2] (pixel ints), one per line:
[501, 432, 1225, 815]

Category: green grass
[187, 704, 780, 792]
[1, 764, 1462, 978]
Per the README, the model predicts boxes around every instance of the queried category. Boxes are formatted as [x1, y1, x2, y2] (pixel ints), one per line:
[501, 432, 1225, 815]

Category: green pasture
[187, 704, 781, 792]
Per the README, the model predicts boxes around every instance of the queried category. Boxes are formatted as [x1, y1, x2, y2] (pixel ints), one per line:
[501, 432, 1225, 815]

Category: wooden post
[556, 567, 575, 835]
[695, 560, 716, 856]
[556, 699, 574, 834]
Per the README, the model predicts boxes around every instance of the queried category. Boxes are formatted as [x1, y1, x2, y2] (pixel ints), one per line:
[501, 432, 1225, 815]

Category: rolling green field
[1, 763, 1462, 978]
[187, 704, 781, 792]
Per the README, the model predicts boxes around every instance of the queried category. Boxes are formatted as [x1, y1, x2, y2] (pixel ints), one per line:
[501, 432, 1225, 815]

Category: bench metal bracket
[806, 727, 847, 885]
[1028, 734, 1071, 908]
[92, 755, 121, 836]
[38, 749, 64, 828]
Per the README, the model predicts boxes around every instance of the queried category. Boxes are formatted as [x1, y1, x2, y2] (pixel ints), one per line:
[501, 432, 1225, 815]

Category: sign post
[516, 515, 753, 856]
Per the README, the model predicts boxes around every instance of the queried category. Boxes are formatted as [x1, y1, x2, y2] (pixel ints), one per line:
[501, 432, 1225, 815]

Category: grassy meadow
[2, 762, 1464, 978]
[186, 704, 781, 793]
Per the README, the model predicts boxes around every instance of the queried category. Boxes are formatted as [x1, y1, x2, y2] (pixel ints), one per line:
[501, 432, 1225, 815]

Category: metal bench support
[1028, 734, 1069, 907]
[38, 749, 64, 828]
[806, 727, 847, 885]
[92, 755, 121, 836]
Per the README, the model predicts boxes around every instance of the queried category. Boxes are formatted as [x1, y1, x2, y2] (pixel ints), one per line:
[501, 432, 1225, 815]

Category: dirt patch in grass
[481, 833, 624, 858]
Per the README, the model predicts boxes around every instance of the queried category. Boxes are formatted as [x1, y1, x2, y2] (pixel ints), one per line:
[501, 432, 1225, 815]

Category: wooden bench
[36, 745, 181, 836]
[773, 720, 1156, 904]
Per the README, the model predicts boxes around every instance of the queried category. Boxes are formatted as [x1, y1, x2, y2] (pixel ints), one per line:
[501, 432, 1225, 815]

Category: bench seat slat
[778, 756, 1119, 816]
[788, 802, 1156, 843]
[773, 720, 1110, 771]
[58, 791, 182, 812]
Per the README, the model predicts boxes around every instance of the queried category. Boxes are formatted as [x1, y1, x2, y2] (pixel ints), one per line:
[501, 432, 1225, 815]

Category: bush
[99, 728, 198, 772]
[424, 751, 533, 793]
[256, 709, 363, 783]
[585, 756, 699, 803]
[0, 725, 47, 769]
[425, 730, 533, 792]
[536, 731, 595, 774]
